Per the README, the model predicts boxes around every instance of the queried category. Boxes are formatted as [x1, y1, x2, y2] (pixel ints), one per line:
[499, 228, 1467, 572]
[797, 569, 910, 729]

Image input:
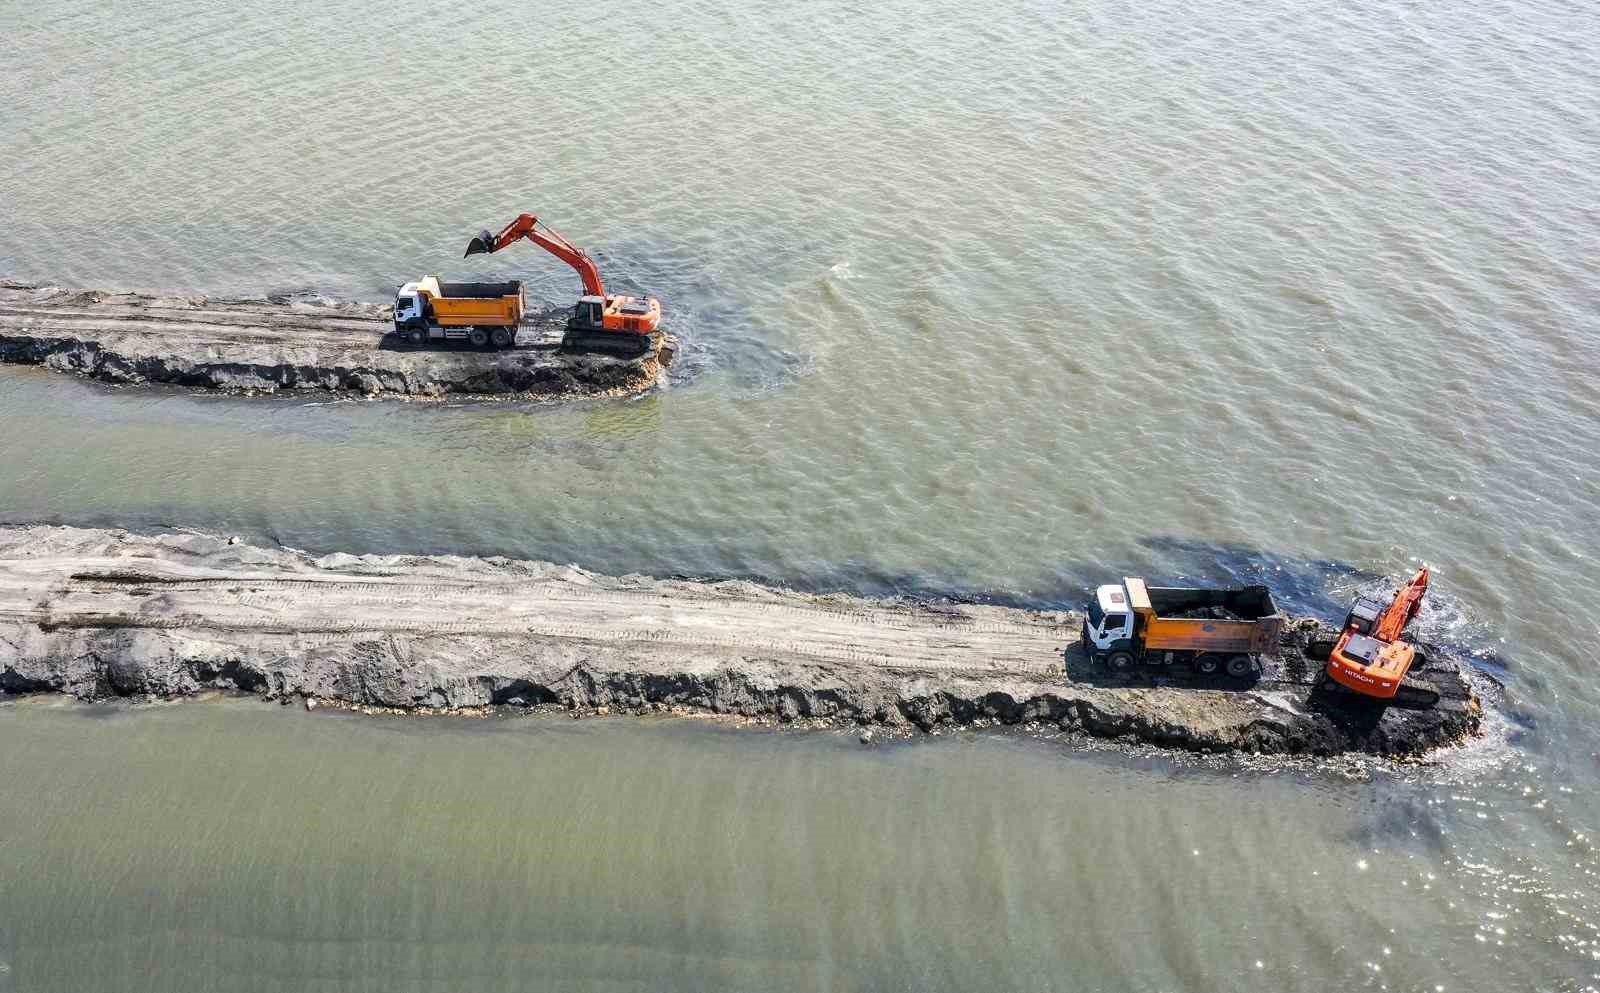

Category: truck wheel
[407, 327, 426, 346]
[1194, 654, 1221, 676]
[468, 327, 489, 348]
[1107, 651, 1136, 674]
[491, 327, 512, 348]
[1226, 655, 1256, 679]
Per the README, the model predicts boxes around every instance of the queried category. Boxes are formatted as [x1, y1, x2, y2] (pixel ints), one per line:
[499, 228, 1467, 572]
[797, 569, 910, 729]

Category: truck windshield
[1086, 600, 1105, 628]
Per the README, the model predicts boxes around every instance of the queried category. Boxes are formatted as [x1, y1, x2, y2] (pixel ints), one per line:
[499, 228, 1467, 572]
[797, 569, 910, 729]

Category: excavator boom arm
[464, 213, 606, 298]
[1373, 567, 1429, 642]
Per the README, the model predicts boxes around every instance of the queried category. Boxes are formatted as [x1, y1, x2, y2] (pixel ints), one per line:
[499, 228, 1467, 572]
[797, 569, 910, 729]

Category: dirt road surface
[0, 526, 1483, 756]
[0, 282, 666, 397]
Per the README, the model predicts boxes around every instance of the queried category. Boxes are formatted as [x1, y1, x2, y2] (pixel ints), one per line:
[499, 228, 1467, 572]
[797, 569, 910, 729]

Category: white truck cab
[393, 282, 422, 331]
[1084, 583, 1134, 652]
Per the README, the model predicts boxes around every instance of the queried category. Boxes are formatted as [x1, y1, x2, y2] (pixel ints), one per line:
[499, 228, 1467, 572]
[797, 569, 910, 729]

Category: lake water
[0, 698, 1556, 993]
[2, 0, 1598, 989]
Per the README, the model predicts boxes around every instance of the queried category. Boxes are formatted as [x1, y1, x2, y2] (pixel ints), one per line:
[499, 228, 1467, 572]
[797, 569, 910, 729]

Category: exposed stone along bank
[0, 282, 670, 398]
[0, 526, 1485, 757]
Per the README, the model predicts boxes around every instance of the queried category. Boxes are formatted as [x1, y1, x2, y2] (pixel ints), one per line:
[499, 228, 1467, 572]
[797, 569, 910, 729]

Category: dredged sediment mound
[0, 282, 667, 398]
[0, 526, 1484, 757]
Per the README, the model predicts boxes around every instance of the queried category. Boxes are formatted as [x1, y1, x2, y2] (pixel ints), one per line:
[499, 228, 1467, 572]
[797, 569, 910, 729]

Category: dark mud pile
[0, 526, 1486, 757]
[0, 282, 669, 398]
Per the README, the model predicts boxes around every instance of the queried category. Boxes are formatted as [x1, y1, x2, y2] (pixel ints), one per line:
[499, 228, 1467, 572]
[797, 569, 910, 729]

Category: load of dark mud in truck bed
[1145, 584, 1279, 621]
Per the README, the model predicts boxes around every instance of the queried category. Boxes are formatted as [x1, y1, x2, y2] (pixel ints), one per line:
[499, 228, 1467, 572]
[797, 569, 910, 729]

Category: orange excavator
[1319, 568, 1440, 707]
[464, 213, 662, 355]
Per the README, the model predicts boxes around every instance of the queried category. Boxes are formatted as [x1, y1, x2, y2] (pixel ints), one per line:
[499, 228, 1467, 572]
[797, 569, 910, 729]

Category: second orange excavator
[464, 213, 661, 355]
[1318, 568, 1441, 707]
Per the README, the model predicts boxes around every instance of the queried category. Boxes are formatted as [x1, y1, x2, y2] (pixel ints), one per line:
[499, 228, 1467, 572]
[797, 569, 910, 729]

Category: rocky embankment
[0, 282, 670, 398]
[0, 527, 1484, 756]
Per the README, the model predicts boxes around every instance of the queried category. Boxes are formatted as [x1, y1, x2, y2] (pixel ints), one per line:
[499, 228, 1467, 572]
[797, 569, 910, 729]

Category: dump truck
[393, 277, 523, 349]
[1083, 578, 1285, 678]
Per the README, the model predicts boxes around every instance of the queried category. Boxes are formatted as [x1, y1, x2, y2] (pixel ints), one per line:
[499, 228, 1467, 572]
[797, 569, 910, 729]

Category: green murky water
[2, 0, 1598, 988]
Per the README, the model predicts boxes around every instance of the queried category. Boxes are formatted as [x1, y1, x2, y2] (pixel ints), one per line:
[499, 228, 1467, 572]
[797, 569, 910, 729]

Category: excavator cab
[570, 296, 606, 332]
[1343, 595, 1386, 636]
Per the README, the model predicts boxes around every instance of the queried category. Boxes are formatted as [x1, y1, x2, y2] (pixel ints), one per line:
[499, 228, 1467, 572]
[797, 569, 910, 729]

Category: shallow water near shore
[0, 697, 1570, 993]
[3, 0, 1600, 988]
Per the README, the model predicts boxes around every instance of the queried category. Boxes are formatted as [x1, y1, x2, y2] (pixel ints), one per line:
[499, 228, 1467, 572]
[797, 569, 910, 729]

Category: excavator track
[561, 329, 656, 358]
[1309, 664, 1443, 709]
[1392, 675, 1442, 709]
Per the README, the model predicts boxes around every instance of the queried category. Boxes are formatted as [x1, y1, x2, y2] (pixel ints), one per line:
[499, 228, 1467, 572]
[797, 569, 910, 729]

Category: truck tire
[491, 327, 512, 348]
[407, 327, 426, 346]
[468, 327, 489, 348]
[1107, 651, 1136, 674]
[1194, 653, 1221, 676]
[1226, 655, 1256, 679]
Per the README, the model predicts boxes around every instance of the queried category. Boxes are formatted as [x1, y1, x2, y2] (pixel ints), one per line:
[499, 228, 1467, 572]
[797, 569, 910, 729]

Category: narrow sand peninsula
[0, 282, 669, 398]
[0, 526, 1485, 756]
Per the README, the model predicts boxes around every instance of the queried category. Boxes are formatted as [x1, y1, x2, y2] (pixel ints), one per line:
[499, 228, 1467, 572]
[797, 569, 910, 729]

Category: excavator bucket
[463, 229, 496, 258]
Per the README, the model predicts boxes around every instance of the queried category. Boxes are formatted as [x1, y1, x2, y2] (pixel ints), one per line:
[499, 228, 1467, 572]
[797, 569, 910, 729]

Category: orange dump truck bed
[1127, 578, 1284, 655]
[416, 278, 524, 327]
